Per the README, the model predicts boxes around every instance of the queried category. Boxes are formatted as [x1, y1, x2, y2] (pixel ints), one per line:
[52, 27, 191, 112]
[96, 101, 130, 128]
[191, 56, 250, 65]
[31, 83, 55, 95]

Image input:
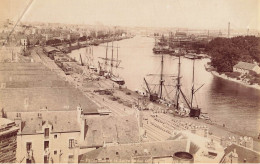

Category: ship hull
[189, 107, 201, 118]
[111, 76, 125, 85]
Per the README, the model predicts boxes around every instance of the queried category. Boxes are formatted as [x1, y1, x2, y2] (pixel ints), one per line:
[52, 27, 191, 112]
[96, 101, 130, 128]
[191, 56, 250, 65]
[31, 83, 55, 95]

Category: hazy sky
[1, 0, 259, 30]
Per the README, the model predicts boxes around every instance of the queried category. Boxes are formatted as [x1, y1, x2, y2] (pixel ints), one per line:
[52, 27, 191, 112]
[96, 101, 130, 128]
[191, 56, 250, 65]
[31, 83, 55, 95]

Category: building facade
[7, 109, 84, 163]
[233, 61, 260, 74]
[0, 118, 19, 163]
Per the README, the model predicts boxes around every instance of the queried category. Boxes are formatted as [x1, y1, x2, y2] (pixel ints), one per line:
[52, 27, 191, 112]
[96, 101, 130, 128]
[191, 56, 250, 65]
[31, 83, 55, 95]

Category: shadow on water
[208, 76, 260, 137]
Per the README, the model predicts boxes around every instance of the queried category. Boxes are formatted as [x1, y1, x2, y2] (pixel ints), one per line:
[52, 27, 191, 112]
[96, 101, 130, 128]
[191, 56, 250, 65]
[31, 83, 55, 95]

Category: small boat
[89, 65, 97, 72]
[189, 107, 201, 117]
[184, 53, 201, 59]
[153, 47, 162, 54]
[111, 75, 125, 85]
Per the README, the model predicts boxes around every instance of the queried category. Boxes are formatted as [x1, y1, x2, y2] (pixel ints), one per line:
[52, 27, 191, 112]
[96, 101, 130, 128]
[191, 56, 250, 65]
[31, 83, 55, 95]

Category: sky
[0, 0, 259, 30]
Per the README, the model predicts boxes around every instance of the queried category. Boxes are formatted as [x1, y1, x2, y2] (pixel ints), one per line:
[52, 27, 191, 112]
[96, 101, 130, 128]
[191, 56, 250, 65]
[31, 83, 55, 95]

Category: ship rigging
[98, 41, 125, 85]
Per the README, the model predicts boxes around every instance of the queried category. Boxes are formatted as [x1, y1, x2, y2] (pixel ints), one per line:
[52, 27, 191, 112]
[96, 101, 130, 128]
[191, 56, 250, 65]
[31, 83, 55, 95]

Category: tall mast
[176, 56, 181, 109]
[91, 46, 94, 65]
[116, 44, 119, 67]
[191, 59, 195, 108]
[111, 42, 114, 74]
[79, 53, 83, 66]
[159, 55, 164, 99]
[105, 42, 108, 71]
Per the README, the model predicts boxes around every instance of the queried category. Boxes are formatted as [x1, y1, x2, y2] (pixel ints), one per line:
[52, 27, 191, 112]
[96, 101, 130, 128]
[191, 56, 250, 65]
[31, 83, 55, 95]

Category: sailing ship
[144, 55, 176, 102]
[99, 42, 125, 85]
[174, 56, 204, 118]
[84, 46, 97, 72]
[144, 55, 204, 118]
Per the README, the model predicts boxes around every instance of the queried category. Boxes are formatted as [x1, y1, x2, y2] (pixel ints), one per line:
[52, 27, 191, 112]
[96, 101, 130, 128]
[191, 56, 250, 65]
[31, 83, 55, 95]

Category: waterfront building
[79, 140, 189, 163]
[43, 46, 61, 59]
[79, 130, 226, 163]
[0, 61, 100, 112]
[175, 31, 188, 39]
[20, 38, 28, 49]
[170, 131, 225, 163]
[0, 118, 19, 163]
[7, 110, 83, 163]
[233, 61, 260, 74]
[79, 114, 140, 151]
[5, 107, 140, 163]
[221, 143, 260, 163]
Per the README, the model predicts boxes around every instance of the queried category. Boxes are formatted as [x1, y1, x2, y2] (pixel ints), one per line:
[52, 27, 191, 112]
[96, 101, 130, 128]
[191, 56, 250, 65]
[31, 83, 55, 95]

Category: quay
[29, 43, 260, 152]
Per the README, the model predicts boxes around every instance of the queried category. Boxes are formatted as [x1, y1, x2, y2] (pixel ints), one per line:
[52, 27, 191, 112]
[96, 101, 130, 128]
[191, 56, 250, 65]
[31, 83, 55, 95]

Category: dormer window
[44, 128, 49, 138]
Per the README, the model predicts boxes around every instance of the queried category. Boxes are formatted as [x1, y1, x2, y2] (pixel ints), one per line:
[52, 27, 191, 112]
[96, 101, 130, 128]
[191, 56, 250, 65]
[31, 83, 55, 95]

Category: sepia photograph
[0, 0, 260, 163]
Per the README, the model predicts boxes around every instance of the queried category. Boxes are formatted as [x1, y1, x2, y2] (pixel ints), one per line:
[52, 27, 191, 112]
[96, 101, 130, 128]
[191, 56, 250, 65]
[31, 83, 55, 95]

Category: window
[69, 139, 74, 148]
[44, 141, 49, 150]
[44, 128, 49, 138]
[68, 155, 74, 163]
[44, 155, 48, 164]
[54, 134, 57, 139]
[54, 151, 57, 155]
[26, 159, 32, 164]
[116, 152, 119, 155]
[26, 142, 32, 151]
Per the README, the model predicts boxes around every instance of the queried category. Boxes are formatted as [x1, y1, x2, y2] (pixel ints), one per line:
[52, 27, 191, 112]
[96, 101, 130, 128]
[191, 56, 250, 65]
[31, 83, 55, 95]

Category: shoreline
[211, 71, 260, 90]
[33, 46, 260, 151]
[65, 47, 260, 141]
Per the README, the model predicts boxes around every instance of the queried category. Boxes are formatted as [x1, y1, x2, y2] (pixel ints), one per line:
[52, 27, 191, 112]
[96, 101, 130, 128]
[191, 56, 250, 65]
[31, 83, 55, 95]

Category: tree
[206, 36, 260, 72]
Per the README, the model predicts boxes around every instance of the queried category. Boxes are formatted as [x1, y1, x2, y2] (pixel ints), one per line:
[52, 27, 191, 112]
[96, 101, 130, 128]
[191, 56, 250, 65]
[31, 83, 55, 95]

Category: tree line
[206, 36, 260, 72]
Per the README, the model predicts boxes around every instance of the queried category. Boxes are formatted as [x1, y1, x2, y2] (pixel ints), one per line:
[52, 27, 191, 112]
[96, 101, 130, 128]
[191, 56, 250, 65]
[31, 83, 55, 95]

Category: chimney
[230, 149, 238, 163]
[77, 105, 83, 123]
[80, 119, 86, 142]
[14, 113, 22, 132]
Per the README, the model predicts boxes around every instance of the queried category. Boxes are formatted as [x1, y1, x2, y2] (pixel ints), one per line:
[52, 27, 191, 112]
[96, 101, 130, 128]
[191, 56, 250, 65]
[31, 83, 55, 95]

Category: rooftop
[0, 118, 13, 127]
[233, 61, 258, 71]
[80, 115, 140, 148]
[43, 46, 60, 53]
[0, 118, 19, 136]
[6, 111, 80, 134]
[79, 139, 188, 163]
[175, 32, 187, 37]
[0, 62, 99, 113]
[224, 143, 260, 163]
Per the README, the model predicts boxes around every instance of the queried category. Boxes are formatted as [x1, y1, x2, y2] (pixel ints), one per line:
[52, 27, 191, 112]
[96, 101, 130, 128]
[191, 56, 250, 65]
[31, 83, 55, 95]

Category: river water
[68, 36, 260, 137]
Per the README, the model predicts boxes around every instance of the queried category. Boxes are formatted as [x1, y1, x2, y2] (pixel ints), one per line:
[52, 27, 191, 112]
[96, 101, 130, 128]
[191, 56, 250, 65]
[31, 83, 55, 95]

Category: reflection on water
[69, 36, 260, 137]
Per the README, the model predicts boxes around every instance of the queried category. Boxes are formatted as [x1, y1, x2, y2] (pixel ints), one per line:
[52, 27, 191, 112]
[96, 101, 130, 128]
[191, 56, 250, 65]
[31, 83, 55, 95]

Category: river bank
[34, 45, 260, 151]
[65, 36, 260, 144]
[211, 71, 260, 90]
